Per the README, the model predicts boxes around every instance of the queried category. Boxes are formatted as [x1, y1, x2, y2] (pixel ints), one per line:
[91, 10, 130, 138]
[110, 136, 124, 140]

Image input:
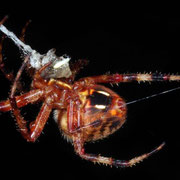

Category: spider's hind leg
[73, 134, 165, 167]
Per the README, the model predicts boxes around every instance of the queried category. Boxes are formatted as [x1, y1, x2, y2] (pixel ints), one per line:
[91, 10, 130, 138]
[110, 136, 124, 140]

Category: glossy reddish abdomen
[56, 85, 127, 142]
[80, 85, 127, 142]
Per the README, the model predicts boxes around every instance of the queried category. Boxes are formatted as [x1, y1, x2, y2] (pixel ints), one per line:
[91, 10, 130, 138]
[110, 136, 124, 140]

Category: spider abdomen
[55, 85, 127, 142]
[81, 85, 127, 141]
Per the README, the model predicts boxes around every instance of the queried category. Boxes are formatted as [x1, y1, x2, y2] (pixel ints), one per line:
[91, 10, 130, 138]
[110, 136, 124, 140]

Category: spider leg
[28, 100, 53, 142]
[7, 55, 52, 142]
[0, 16, 8, 25]
[0, 16, 14, 81]
[67, 99, 82, 133]
[0, 89, 44, 112]
[73, 133, 165, 167]
[10, 56, 29, 98]
[80, 73, 180, 84]
[10, 96, 53, 142]
[0, 56, 50, 112]
[0, 17, 31, 84]
[19, 20, 37, 78]
[20, 20, 31, 42]
[0, 57, 53, 141]
[0, 34, 14, 81]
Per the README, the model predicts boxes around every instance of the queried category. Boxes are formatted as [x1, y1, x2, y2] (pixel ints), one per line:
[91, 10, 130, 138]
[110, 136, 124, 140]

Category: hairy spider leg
[73, 132, 165, 167]
[0, 62, 58, 142]
[20, 20, 31, 42]
[0, 34, 14, 81]
[0, 89, 44, 112]
[9, 96, 53, 142]
[0, 17, 31, 84]
[67, 99, 82, 133]
[7, 57, 53, 142]
[0, 16, 14, 81]
[80, 73, 180, 84]
[10, 56, 29, 97]
[0, 70, 49, 142]
[0, 16, 8, 25]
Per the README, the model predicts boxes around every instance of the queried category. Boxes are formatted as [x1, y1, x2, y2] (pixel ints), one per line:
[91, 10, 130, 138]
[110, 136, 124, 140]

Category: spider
[0, 17, 179, 168]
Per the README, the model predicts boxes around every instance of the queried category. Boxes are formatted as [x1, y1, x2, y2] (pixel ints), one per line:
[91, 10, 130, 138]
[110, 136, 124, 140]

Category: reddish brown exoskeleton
[0, 17, 179, 167]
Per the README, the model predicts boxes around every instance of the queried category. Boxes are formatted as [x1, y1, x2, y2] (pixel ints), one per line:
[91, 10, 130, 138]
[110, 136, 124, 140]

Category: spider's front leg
[10, 96, 53, 142]
[0, 89, 44, 112]
[0, 87, 50, 142]
[7, 57, 55, 142]
[0, 16, 31, 85]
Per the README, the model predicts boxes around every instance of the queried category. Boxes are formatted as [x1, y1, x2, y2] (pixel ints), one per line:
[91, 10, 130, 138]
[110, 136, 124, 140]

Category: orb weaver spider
[0, 16, 179, 168]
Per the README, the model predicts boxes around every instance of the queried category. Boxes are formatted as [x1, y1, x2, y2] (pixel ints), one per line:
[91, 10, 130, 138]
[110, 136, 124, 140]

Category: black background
[0, 5, 179, 180]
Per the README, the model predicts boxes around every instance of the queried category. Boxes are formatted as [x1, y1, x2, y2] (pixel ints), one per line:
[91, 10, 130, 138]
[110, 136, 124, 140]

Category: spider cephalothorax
[0, 17, 179, 167]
